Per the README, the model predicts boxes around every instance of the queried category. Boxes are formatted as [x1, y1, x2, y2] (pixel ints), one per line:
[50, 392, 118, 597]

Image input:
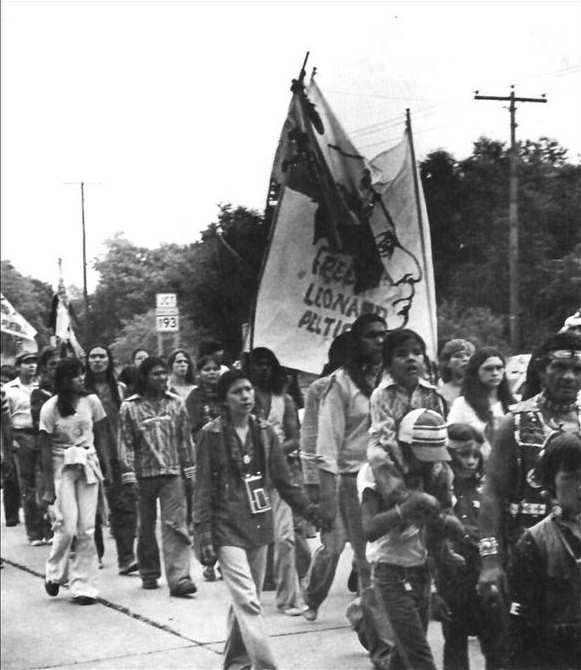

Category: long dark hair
[344, 314, 386, 397]
[55, 358, 87, 417]
[248, 347, 287, 395]
[84, 344, 122, 409]
[134, 357, 166, 396]
[321, 332, 353, 377]
[168, 348, 195, 384]
[461, 347, 515, 422]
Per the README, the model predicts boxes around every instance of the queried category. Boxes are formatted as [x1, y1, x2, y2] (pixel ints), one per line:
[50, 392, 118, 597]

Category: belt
[509, 502, 547, 516]
[340, 472, 359, 478]
[13, 428, 36, 435]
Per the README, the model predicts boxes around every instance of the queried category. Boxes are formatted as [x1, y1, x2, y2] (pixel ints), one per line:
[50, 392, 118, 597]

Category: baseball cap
[15, 351, 38, 364]
[398, 408, 451, 462]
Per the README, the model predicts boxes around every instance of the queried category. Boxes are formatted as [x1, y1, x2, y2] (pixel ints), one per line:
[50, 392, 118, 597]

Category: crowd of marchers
[1, 314, 580, 670]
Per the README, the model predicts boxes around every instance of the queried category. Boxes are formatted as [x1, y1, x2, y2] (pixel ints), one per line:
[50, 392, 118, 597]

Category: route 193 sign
[156, 293, 179, 332]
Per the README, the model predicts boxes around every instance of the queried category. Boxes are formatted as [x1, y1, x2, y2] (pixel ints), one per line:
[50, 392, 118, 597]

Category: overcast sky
[1, 0, 579, 292]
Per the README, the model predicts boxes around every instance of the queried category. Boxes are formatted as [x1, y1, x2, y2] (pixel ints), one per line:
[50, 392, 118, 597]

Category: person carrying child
[506, 431, 581, 670]
[359, 408, 463, 670]
[434, 423, 504, 670]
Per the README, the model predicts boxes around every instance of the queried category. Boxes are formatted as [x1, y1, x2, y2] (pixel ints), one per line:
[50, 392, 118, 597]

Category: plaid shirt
[118, 391, 195, 484]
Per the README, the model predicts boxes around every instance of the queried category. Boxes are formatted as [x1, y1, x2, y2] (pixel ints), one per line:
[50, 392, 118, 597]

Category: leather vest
[529, 516, 581, 636]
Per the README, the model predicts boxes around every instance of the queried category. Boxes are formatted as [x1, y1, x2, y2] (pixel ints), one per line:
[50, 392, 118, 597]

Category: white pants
[46, 463, 99, 599]
[218, 544, 278, 670]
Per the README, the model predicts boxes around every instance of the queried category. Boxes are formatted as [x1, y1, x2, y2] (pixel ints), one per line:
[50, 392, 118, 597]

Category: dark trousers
[136, 475, 192, 591]
[13, 433, 45, 541]
[2, 452, 20, 524]
[441, 578, 507, 670]
[373, 562, 437, 670]
[107, 476, 138, 568]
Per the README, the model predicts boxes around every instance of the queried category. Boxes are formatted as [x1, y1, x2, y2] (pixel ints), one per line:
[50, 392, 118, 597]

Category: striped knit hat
[398, 408, 450, 462]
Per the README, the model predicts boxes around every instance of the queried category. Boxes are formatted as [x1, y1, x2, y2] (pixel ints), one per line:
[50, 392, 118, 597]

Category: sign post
[155, 293, 180, 356]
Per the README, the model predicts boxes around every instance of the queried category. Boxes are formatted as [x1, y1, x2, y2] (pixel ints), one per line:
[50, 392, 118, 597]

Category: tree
[422, 136, 581, 352]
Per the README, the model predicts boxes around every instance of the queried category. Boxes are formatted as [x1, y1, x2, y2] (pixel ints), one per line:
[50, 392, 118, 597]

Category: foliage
[422, 136, 581, 352]
[437, 300, 509, 353]
[90, 205, 269, 360]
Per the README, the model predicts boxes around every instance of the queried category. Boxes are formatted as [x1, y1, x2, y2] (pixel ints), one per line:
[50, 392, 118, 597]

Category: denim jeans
[46, 463, 99, 599]
[13, 432, 46, 541]
[218, 544, 278, 670]
[304, 474, 391, 666]
[136, 475, 192, 591]
[373, 562, 436, 670]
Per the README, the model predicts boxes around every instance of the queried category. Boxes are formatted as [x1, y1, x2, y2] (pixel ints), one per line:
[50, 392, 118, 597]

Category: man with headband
[477, 331, 581, 664]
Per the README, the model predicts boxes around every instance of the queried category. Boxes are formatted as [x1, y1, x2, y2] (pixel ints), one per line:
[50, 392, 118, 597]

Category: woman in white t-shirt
[448, 347, 516, 460]
[39, 358, 110, 605]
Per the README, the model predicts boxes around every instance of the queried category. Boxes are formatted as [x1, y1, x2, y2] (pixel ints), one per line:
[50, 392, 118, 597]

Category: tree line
[2, 136, 579, 363]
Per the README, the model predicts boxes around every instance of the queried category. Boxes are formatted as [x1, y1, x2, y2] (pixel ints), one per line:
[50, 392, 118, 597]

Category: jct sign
[156, 293, 179, 332]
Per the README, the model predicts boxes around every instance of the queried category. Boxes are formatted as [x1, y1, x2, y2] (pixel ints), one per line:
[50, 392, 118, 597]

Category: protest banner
[252, 74, 436, 374]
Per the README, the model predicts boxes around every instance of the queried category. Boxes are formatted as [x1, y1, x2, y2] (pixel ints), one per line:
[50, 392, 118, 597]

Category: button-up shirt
[118, 391, 194, 483]
[4, 377, 37, 430]
[316, 368, 373, 475]
[368, 374, 446, 468]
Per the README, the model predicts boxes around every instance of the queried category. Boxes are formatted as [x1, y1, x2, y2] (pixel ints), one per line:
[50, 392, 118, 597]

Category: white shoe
[278, 605, 307, 617]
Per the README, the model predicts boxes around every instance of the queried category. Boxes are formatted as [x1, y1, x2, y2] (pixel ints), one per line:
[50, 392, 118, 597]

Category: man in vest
[477, 331, 581, 663]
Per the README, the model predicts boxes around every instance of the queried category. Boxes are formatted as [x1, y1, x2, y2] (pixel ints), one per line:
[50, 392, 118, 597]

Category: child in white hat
[358, 408, 462, 670]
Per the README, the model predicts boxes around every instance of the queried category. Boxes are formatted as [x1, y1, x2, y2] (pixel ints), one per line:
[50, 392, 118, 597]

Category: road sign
[156, 293, 177, 311]
[156, 315, 180, 332]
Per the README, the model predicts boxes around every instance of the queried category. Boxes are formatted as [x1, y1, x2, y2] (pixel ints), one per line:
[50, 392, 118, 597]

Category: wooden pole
[474, 87, 547, 351]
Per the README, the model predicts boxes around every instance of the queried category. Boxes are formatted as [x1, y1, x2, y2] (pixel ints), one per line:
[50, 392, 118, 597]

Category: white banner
[253, 81, 437, 374]
[0, 293, 37, 341]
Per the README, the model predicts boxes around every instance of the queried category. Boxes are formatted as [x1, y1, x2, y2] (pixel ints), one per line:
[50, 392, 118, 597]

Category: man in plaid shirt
[118, 356, 197, 596]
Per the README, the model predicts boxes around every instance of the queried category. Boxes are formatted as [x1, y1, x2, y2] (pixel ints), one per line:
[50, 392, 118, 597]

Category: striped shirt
[118, 391, 195, 484]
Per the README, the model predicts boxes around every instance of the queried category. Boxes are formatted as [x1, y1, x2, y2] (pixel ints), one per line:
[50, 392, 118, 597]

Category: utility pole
[80, 181, 89, 340]
[64, 181, 101, 343]
[475, 86, 546, 351]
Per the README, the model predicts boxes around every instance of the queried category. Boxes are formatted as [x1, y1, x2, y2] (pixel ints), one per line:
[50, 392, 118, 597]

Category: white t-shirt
[39, 394, 106, 451]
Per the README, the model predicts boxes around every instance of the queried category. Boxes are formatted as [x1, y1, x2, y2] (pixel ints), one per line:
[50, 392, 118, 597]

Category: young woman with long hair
[39, 358, 110, 605]
[448, 346, 515, 459]
[167, 349, 196, 400]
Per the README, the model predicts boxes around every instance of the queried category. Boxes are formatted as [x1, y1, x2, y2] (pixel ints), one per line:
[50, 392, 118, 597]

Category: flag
[252, 76, 437, 374]
[48, 272, 84, 358]
[0, 293, 37, 342]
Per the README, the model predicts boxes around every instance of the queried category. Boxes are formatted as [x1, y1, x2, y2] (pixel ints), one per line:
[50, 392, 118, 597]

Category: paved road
[1, 517, 485, 669]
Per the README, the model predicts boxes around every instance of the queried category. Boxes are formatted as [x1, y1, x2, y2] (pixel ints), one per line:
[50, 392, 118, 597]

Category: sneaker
[170, 580, 197, 597]
[278, 605, 306, 617]
[73, 595, 96, 606]
[303, 607, 318, 622]
[119, 561, 139, 576]
[98, 558, 104, 569]
[44, 538, 53, 546]
[142, 579, 158, 590]
[45, 580, 60, 597]
[30, 539, 44, 547]
[202, 566, 216, 582]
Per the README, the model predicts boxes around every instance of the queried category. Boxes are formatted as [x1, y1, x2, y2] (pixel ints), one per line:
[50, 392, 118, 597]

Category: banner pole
[406, 108, 437, 355]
